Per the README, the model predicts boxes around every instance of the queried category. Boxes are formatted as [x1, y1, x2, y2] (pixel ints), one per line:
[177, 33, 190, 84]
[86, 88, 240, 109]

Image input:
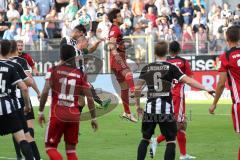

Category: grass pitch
[0, 102, 239, 160]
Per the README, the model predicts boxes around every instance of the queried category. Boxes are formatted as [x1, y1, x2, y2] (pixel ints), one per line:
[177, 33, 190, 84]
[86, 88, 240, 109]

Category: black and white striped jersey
[0, 61, 22, 116]
[139, 60, 185, 114]
[10, 56, 31, 72]
[0, 60, 28, 109]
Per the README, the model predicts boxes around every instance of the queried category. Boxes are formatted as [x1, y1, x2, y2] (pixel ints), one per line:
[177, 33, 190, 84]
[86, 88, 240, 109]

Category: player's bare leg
[65, 143, 78, 160]
[13, 130, 34, 160]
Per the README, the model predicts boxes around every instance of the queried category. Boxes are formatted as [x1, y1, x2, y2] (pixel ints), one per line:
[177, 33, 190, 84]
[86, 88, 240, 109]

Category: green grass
[0, 102, 239, 160]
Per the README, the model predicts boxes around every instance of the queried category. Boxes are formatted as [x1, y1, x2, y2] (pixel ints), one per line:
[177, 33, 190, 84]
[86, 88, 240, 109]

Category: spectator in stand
[234, 3, 240, 16]
[6, 3, 20, 21]
[208, 3, 217, 34]
[35, 0, 53, 18]
[146, 7, 157, 27]
[221, 2, 232, 19]
[0, 13, 9, 38]
[181, 0, 194, 25]
[155, 0, 171, 16]
[3, 24, 16, 40]
[172, 7, 184, 28]
[79, 6, 92, 31]
[198, 24, 207, 53]
[58, 7, 66, 29]
[131, 0, 145, 25]
[21, 7, 34, 30]
[211, 6, 223, 36]
[45, 8, 58, 38]
[165, 27, 177, 41]
[96, 14, 111, 39]
[32, 7, 43, 41]
[96, 4, 105, 22]
[145, 21, 158, 42]
[21, 0, 36, 11]
[0, 0, 8, 13]
[170, 17, 182, 40]
[62, 20, 72, 37]
[121, 3, 132, 22]
[192, 10, 207, 31]
[156, 16, 169, 40]
[120, 19, 132, 36]
[182, 25, 195, 53]
[14, 28, 23, 41]
[85, 0, 97, 32]
[145, 0, 158, 16]
[22, 22, 35, 50]
[192, 0, 206, 13]
[138, 11, 150, 28]
[64, 0, 79, 21]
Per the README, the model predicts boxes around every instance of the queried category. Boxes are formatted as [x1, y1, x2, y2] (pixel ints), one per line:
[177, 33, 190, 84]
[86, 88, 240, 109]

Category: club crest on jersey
[110, 31, 115, 36]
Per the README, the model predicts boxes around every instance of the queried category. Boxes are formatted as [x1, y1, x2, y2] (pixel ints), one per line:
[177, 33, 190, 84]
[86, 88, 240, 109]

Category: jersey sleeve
[218, 53, 228, 72]
[109, 26, 120, 39]
[15, 63, 28, 81]
[21, 59, 31, 72]
[139, 66, 148, 81]
[170, 64, 185, 81]
[24, 53, 35, 67]
[10, 67, 22, 86]
[185, 60, 193, 76]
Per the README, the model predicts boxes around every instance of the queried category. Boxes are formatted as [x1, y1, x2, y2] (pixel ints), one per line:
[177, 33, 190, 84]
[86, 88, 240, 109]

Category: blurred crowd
[0, 0, 239, 55]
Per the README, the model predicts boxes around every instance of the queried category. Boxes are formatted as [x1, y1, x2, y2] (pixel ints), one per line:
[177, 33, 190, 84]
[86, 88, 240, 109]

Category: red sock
[67, 150, 78, 160]
[177, 130, 187, 156]
[121, 89, 131, 114]
[125, 72, 135, 92]
[46, 148, 63, 160]
[238, 147, 240, 160]
[157, 135, 166, 143]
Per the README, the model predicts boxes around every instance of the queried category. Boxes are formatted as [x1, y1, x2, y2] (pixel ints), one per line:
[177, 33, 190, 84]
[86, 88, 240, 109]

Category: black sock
[28, 128, 34, 138]
[30, 141, 41, 160]
[12, 136, 22, 158]
[91, 86, 102, 105]
[137, 139, 149, 160]
[164, 143, 176, 160]
[19, 140, 34, 160]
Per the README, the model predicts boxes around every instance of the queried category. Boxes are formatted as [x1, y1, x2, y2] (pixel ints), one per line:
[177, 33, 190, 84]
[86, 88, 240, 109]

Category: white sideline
[0, 157, 16, 159]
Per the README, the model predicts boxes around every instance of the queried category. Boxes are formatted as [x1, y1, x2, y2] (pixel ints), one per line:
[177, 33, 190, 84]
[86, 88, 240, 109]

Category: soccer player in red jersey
[107, 9, 137, 122]
[149, 41, 196, 160]
[209, 26, 240, 160]
[38, 44, 98, 160]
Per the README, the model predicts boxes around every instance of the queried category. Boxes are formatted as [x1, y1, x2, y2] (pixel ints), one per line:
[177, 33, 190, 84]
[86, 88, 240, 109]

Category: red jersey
[19, 52, 35, 68]
[167, 56, 193, 97]
[108, 25, 126, 67]
[219, 47, 240, 104]
[45, 64, 90, 120]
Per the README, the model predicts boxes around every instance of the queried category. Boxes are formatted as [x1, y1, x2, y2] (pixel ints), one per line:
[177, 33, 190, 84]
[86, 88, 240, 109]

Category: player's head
[60, 44, 76, 61]
[77, 36, 89, 50]
[154, 41, 169, 58]
[0, 39, 11, 57]
[71, 24, 87, 40]
[16, 40, 24, 53]
[10, 40, 18, 55]
[169, 41, 181, 55]
[225, 25, 240, 43]
[108, 9, 122, 25]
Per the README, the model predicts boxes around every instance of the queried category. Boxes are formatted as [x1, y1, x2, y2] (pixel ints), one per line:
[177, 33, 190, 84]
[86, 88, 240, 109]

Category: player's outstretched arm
[209, 72, 227, 114]
[88, 39, 103, 53]
[26, 72, 41, 99]
[180, 75, 215, 95]
[38, 81, 50, 127]
[135, 79, 145, 118]
[17, 81, 31, 113]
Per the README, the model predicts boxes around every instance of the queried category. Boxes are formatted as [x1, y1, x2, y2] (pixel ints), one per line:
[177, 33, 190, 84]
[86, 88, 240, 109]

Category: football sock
[12, 136, 22, 158]
[157, 134, 166, 144]
[125, 72, 135, 93]
[177, 130, 186, 156]
[137, 139, 149, 160]
[164, 143, 176, 160]
[67, 150, 78, 160]
[121, 89, 131, 114]
[47, 148, 63, 160]
[28, 128, 34, 138]
[30, 141, 41, 160]
[90, 85, 102, 105]
[238, 147, 240, 160]
[19, 140, 34, 160]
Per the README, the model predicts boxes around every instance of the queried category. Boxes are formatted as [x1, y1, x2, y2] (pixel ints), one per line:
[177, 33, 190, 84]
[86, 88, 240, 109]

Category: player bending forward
[209, 25, 240, 160]
[135, 41, 214, 160]
[38, 44, 98, 160]
[150, 41, 196, 160]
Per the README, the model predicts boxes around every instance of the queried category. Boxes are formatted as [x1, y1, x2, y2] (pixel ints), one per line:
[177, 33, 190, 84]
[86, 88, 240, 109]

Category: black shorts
[16, 108, 29, 133]
[18, 98, 35, 120]
[141, 113, 177, 142]
[0, 112, 23, 136]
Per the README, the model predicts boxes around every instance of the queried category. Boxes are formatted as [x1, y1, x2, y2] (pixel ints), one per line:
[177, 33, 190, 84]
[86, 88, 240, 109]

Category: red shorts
[232, 103, 240, 133]
[173, 95, 186, 123]
[45, 116, 80, 148]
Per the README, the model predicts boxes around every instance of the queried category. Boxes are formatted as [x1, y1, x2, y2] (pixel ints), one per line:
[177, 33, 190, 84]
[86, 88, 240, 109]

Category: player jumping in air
[107, 9, 137, 122]
[209, 25, 240, 160]
[135, 41, 215, 160]
[150, 41, 196, 160]
[38, 44, 98, 160]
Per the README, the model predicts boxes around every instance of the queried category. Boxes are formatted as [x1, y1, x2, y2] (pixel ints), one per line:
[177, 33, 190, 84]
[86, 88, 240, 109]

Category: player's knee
[142, 134, 152, 141]
[177, 122, 187, 131]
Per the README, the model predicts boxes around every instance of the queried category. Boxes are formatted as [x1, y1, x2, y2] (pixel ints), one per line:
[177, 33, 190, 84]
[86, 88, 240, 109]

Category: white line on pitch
[0, 157, 16, 160]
